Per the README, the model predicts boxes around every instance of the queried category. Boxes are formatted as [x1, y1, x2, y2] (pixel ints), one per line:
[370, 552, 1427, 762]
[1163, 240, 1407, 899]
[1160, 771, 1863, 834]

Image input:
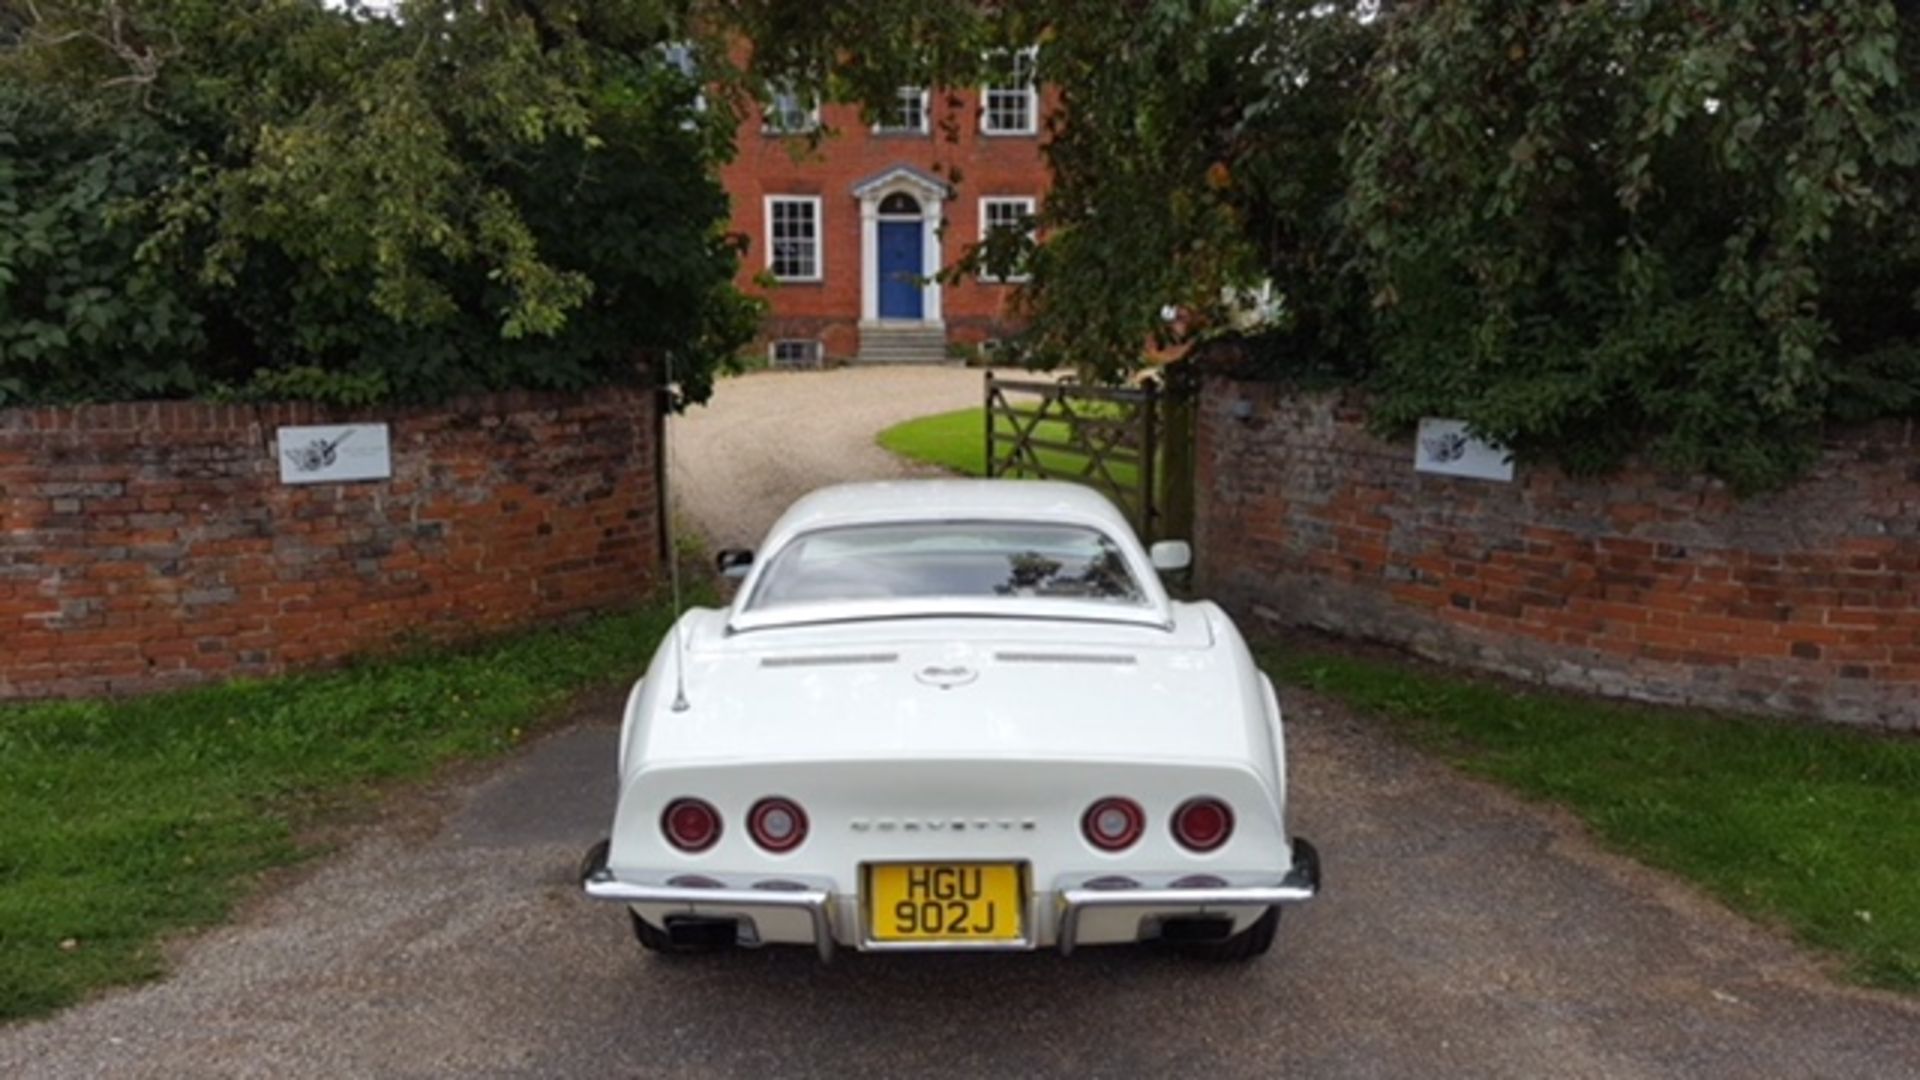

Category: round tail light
[1081, 796, 1145, 851]
[1172, 797, 1234, 852]
[748, 797, 809, 853]
[662, 798, 721, 853]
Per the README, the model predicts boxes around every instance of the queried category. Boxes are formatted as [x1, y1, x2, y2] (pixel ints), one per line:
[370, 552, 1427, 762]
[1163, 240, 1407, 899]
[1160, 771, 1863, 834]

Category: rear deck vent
[760, 652, 900, 669]
[994, 652, 1137, 666]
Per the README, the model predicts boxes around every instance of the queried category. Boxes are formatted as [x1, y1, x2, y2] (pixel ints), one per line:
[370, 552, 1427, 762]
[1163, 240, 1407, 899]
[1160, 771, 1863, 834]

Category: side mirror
[1149, 540, 1192, 573]
[715, 548, 755, 580]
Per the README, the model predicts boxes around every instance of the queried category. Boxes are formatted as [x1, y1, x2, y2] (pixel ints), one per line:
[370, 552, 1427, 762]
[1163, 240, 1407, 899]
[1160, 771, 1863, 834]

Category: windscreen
[747, 522, 1146, 610]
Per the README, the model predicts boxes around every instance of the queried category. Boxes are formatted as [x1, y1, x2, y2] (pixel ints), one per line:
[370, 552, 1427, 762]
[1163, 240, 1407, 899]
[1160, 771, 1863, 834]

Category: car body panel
[626, 606, 1257, 770]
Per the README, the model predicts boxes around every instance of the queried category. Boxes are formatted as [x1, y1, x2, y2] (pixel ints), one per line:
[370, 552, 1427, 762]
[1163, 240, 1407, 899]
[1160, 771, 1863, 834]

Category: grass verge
[878, 407, 988, 475]
[1268, 644, 1920, 993]
[0, 601, 679, 1022]
[877, 406, 1143, 489]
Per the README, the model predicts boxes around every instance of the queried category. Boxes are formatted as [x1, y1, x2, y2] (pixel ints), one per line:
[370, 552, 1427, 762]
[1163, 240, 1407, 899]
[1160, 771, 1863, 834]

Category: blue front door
[878, 221, 924, 320]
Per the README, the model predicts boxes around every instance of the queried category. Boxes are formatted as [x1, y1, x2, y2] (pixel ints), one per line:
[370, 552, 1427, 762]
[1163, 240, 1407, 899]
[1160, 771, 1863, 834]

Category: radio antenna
[662, 352, 691, 713]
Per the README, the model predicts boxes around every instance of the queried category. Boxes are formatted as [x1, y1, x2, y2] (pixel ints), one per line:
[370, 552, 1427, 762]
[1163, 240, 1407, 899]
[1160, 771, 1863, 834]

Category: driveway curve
[668, 365, 990, 549]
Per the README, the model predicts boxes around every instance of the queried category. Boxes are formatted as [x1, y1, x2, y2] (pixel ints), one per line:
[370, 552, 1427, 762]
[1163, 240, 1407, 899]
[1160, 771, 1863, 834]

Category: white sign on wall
[1414, 418, 1514, 482]
[276, 423, 392, 485]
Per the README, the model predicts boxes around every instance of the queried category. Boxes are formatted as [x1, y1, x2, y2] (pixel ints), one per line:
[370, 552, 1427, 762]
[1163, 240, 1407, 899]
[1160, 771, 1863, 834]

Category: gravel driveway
[668, 365, 991, 549]
[4, 366, 1916, 1077]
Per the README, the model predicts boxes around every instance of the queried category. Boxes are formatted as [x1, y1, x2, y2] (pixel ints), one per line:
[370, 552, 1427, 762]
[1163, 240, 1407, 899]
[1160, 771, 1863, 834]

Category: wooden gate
[984, 373, 1189, 541]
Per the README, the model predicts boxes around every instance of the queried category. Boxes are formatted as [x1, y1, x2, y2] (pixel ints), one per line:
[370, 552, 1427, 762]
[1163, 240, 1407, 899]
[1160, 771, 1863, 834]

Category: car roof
[761, 479, 1138, 545]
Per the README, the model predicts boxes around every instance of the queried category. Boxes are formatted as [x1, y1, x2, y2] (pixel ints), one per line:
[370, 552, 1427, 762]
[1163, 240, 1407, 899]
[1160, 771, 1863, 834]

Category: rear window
[747, 522, 1145, 610]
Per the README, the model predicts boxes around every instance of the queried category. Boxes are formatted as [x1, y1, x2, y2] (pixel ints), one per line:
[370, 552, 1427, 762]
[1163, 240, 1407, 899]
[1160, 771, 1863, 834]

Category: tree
[0, 81, 205, 402]
[727, 0, 1920, 489]
[1347, 1, 1920, 488]
[998, 1, 1380, 376]
[1, 0, 758, 407]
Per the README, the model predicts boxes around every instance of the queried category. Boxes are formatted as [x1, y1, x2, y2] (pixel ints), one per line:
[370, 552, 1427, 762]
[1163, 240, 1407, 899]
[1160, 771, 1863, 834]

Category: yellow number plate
[867, 863, 1025, 943]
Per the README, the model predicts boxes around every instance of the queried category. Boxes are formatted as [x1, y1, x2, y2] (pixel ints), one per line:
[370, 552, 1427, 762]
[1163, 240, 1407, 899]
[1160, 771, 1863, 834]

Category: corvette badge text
[851, 817, 1037, 833]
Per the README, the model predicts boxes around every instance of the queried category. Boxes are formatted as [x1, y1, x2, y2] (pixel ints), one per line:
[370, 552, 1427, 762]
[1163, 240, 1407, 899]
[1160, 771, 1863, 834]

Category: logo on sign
[284, 429, 355, 473]
[1414, 418, 1515, 482]
[1420, 429, 1470, 464]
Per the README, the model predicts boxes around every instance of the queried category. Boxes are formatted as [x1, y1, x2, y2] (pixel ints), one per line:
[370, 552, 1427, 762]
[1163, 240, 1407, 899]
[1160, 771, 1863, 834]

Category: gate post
[983, 371, 996, 478]
[1140, 379, 1159, 542]
[1158, 360, 1196, 542]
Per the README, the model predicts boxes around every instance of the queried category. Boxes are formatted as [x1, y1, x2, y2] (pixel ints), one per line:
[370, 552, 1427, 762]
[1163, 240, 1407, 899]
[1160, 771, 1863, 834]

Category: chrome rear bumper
[580, 844, 838, 961]
[580, 836, 1320, 961]
[1055, 837, 1321, 955]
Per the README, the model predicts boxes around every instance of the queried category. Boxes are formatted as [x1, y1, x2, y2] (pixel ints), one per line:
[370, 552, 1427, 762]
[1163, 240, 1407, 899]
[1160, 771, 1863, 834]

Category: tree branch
[13, 0, 174, 101]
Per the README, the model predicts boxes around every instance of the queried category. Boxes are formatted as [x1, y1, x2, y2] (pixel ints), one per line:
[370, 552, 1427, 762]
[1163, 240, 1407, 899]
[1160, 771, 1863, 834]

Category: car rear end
[582, 755, 1319, 956]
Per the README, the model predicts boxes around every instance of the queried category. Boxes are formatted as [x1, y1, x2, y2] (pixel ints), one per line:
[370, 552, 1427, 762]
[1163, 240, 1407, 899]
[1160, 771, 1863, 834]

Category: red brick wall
[1196, 378, 1919, 730]
[719, 89, 1055, 359]
[0, 389, 660, 699]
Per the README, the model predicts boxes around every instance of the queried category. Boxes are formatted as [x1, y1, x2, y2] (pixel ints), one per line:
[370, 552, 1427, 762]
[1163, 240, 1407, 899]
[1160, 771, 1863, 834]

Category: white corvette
[581, 480, 1318, 960]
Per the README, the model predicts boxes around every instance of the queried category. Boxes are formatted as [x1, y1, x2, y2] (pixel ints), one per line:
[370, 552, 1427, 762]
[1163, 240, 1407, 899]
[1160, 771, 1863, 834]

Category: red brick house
[718, 53, 1052, 366]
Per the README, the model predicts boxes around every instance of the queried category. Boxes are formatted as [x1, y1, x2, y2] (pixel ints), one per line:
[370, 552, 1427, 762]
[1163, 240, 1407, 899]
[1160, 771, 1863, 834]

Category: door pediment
[851, 165, 951, 203]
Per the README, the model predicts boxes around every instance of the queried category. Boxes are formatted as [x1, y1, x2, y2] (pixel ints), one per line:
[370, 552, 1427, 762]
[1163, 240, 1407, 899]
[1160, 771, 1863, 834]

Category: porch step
[855, 325, 953, 365]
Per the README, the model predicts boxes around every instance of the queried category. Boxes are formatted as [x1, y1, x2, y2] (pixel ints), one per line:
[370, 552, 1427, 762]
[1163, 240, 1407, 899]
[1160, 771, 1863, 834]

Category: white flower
[1220, 279, 1283, 332]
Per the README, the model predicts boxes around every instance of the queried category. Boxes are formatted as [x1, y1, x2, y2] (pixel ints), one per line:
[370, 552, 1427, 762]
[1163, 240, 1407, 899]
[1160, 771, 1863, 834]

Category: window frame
[659, 41, 708, 126]
[980, 47, 1039, 136]
[872, 87, 931, 136]
[769, 339, 823, 368]
[978, 196, 1038, 283]
[762, 86, 822, 135]
[764, 195, 824, 283]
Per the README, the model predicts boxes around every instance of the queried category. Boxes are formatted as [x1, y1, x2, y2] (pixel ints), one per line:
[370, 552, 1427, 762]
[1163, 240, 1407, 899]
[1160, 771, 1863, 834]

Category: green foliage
[1347, 1, 1920, 490]
[219, 365, 392, 408]
[1, 0, 756, 408]
[0, 599, 682, 1021]
[1001, 1, 1268, 371]
[1273, 645, 1920, 992]
[0, 84, 204, 404]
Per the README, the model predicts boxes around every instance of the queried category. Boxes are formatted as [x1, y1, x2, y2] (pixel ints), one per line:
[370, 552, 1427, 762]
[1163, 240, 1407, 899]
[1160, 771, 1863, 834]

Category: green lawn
[878, 407, 989, 475]
[1269, 645, 1920, 992]
[0, 601, 679, 1021]
[877, 405, 1142, 490]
